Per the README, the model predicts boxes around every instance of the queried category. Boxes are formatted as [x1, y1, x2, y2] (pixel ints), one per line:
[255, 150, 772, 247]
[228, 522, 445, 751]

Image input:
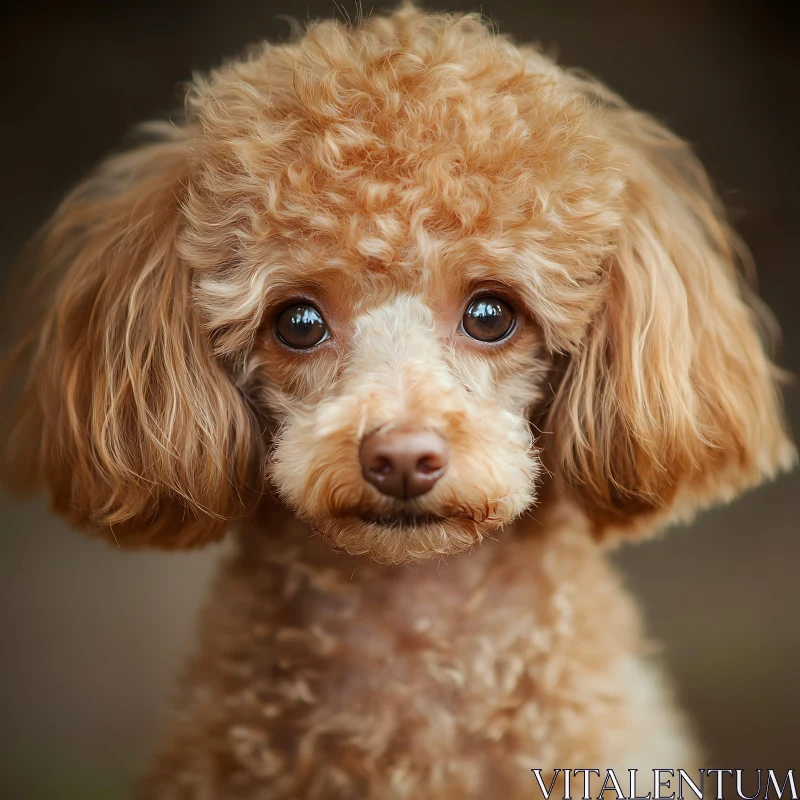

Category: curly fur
[2, 5, 795, 797]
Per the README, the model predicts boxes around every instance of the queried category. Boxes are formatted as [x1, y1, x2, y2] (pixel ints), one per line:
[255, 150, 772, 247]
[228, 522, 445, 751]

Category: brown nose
[360, 428, 448, 500]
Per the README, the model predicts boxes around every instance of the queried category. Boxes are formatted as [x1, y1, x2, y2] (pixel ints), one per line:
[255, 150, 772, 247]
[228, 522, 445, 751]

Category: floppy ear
[546, 81, 795, 538]
[2, 124, 264, 547]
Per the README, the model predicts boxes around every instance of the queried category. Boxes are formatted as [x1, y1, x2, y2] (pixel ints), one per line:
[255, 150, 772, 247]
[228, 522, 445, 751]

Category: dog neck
[236, 498, 591, 600]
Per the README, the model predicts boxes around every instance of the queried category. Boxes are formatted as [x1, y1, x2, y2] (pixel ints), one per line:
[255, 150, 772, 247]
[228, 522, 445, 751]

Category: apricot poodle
[3, 5, 795, 798]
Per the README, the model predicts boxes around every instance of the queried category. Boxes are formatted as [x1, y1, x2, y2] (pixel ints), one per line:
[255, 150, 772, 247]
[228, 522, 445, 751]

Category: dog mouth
[357, 511, 453, 530]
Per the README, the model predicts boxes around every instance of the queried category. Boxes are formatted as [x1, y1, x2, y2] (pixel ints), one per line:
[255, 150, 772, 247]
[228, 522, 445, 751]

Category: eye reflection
[275, 304, 329, 349]
[461, 296, 516, 342]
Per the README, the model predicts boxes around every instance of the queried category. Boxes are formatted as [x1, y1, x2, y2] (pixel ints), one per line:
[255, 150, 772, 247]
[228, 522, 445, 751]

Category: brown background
[1, 1, 798, 797]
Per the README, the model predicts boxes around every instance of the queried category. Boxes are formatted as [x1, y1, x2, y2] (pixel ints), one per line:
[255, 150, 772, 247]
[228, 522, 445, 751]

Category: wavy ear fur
[547, 77, 795, 538]
[2, 124, 264, 547]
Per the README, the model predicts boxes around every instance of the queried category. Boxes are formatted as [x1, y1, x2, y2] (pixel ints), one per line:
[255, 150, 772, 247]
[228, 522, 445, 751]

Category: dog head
[4, 7, 793, 563]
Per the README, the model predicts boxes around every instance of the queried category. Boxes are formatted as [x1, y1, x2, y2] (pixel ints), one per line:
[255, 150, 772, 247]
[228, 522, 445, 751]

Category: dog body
[3, 6, 794, 798]
[142, 511, 694, 798]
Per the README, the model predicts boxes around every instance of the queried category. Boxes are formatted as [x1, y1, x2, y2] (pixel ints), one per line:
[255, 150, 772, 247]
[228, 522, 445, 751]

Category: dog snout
[360, 428, 448, 500]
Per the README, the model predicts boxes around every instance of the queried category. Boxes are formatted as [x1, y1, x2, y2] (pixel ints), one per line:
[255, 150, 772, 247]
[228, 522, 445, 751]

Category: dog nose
[360, 428, 448, 500]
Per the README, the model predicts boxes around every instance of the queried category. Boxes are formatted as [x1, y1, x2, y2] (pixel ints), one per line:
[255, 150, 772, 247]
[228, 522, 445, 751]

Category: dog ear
[546, 81, 795, 538]
[2, 124, 264, 547]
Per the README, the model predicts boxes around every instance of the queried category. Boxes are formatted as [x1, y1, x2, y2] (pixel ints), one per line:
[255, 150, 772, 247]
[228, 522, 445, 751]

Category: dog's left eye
[275, 304, 329, 349]
[461, 296, 516, 342]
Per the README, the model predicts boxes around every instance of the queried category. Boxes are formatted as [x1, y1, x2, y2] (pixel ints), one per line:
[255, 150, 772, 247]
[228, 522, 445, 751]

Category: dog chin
[314, 513, 498, 565]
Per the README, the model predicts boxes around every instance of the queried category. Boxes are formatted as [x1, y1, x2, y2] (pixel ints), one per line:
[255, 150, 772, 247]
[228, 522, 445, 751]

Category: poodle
[3, 5, 795, 798]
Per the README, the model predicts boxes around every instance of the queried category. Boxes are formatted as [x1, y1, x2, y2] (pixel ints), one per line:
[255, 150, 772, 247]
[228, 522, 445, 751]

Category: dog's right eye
[275, 304, 329, 349]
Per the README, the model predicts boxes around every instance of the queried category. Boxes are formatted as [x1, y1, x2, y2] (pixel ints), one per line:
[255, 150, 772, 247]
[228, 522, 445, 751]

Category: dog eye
[461, 296, 516, 342]
[275, 304, 329, 349]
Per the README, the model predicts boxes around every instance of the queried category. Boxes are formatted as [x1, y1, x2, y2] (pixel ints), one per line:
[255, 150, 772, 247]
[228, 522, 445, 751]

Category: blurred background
[1, 1, 798, 797]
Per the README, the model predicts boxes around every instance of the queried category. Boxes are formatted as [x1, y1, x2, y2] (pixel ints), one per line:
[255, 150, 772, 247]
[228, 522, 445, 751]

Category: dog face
[255, 287, 540, 563]
[3, 7, 793, 562]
